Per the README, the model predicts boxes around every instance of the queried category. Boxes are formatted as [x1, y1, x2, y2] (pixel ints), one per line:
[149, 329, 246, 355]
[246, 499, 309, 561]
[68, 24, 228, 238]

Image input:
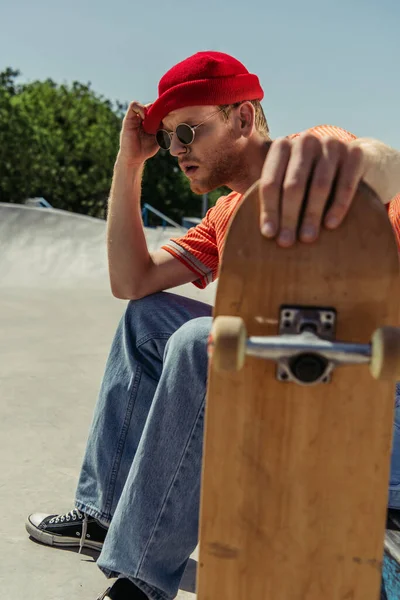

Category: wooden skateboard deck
[197, 181, 400, 600]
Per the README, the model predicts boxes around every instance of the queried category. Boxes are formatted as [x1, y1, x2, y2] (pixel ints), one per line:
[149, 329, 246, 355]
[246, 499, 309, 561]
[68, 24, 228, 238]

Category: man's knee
[122, 293, 177, 338]
[166, 317, 212, 356]
[125, 293, 167, 322]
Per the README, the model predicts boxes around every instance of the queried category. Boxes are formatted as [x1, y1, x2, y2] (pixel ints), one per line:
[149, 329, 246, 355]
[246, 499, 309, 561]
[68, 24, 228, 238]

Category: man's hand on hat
[118, 101, 159, 166]
[259, 133, 366, 247]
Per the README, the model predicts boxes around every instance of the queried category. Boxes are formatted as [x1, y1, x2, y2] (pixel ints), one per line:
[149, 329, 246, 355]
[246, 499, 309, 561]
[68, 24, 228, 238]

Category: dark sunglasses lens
[156, 130, 171, 150]
[176, 124, 194, 145]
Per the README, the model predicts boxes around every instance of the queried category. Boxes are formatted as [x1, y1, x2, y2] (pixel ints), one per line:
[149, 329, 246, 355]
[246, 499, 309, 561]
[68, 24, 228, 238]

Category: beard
[186, 135, 248, 195]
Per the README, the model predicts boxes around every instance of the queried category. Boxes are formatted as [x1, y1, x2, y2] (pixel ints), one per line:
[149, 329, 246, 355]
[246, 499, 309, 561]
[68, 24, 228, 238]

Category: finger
[299, 138, 342, 243]
[324, 145, 365, 229]
[259, 138, 291, 238]
[129, 101, 146, 120]
[279, 134, 321, 247]
[122, 103, 146, 133]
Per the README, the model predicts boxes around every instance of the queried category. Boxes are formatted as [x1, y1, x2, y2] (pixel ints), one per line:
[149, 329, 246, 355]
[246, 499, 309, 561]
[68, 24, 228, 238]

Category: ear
[238, 102, 255, 137]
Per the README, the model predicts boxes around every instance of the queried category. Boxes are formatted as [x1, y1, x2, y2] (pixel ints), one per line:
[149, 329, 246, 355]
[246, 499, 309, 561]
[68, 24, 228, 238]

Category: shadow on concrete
[27, 535, 198, 592]
[27, 536, 100, 562]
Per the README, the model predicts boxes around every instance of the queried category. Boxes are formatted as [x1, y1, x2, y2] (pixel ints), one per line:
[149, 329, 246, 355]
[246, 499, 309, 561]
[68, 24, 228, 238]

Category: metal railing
[141, 203, 186, 232]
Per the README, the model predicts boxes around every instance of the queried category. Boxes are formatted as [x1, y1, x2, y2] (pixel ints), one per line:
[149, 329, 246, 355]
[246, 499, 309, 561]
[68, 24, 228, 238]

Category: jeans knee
[123, 293, 175, 340]
[166, 317, 212, 357]
[123, 293, 212, 346]
[125, 293, 165, 323]
[163, 317, 212, 385]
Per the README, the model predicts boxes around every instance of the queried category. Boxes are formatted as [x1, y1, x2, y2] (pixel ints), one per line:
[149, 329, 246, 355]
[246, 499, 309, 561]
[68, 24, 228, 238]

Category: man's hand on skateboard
[259, 133, 366, 247]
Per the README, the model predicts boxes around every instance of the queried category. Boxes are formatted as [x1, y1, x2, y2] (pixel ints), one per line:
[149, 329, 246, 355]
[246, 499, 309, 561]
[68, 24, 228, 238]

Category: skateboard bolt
[289, 353, 328, 384]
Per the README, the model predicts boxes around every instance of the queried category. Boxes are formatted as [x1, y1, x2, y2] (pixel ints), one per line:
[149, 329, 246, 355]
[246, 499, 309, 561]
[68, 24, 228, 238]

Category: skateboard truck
[209, 307, 400, 385]
[276, 306, 336, 385]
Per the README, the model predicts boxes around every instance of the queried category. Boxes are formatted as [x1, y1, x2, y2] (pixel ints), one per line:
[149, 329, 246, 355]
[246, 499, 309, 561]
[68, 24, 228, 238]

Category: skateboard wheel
[370, 327, 400, 381]
[210, 316, 247, 371]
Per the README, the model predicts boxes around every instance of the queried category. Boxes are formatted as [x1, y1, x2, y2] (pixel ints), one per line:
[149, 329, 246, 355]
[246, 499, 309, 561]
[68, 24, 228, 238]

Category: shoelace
[49, 509, 88, 554]
[95, 578, 140, 600]
[49, 508, 83, 524]
[96, 588, 111, 600]
[79, 513, 88, 554]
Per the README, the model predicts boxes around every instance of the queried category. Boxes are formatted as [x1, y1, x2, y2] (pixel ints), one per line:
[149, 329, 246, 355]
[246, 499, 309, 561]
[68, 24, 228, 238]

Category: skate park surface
[0, 202, 217, 600]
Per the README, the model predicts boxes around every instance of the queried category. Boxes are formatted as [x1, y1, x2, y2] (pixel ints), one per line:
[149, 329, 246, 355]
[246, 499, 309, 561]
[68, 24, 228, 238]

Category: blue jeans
[75, 292, 400, 599]
[389, 384, 400, 508]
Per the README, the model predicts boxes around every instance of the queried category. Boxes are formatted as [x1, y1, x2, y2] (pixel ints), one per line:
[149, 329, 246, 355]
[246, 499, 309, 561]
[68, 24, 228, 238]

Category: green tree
[0, 69, 230, 221]
[0, 72, 122, 216]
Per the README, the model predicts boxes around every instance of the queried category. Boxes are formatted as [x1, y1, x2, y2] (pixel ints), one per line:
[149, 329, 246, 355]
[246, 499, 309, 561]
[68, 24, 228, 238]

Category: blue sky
[1, 0, 399, 147]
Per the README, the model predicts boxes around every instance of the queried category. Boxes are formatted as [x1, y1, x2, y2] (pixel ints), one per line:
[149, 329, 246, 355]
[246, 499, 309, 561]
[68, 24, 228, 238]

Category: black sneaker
[97, 578, 148, 599]
[386, 508, 400, 532]
[25, 508, 107, 551]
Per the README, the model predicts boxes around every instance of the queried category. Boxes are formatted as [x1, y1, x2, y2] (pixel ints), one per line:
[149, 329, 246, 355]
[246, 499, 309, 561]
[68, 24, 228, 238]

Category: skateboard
[197, 181, 400, 600]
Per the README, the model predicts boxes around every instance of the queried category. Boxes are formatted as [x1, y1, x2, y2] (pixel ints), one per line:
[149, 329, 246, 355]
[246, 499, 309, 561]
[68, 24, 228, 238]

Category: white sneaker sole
[25, 517, 104, 551]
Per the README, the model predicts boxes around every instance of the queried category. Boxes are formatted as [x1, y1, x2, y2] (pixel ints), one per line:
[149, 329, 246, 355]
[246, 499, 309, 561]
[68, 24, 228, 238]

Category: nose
[169, 134, 188, 157]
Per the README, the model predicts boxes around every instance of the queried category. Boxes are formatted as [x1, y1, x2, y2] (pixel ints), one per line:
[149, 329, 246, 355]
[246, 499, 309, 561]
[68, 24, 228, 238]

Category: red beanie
[142, 51, 264, 135]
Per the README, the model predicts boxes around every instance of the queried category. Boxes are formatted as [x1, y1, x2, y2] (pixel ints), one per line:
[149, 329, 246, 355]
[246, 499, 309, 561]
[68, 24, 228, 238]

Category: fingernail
[261, 221, 276, 238]
[325, 215, 339, 228]
[301, 224, 316, 240]
[278, 229, 294, 246]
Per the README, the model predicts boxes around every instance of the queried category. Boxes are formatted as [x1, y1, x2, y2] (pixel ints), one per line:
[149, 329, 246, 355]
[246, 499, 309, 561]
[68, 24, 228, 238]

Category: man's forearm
[351, 138, 400, 203]
[107, 156, 152, 298]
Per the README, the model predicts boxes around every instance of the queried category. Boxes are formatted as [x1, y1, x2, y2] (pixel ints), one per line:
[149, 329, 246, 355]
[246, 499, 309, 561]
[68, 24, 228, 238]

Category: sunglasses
[155, 108, 224, 151]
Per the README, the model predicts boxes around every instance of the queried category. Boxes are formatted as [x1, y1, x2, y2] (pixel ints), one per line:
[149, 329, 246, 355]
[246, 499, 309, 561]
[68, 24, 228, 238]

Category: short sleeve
[161, 204, 220, 289]
[388, 193, 400, 249]
[288, 124, 357, 143]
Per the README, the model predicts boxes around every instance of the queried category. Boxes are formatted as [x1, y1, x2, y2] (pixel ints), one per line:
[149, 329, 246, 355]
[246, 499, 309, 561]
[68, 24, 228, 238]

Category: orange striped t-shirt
[162, 125, 400, 289]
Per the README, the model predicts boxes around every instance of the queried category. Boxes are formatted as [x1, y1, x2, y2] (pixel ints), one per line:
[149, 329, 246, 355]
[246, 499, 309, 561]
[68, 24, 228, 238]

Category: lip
[180, 164, 199, 175]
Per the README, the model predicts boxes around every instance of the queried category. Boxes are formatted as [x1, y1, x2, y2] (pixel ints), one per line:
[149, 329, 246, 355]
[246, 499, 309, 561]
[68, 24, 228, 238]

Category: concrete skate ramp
[0, 202, 110, 288]
[1, 202, 213, 600]
[0, 202, 214, 297]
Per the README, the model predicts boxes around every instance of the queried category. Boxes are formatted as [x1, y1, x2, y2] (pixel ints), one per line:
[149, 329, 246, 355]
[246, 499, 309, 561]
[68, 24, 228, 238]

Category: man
[26, 51, 400, 600]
